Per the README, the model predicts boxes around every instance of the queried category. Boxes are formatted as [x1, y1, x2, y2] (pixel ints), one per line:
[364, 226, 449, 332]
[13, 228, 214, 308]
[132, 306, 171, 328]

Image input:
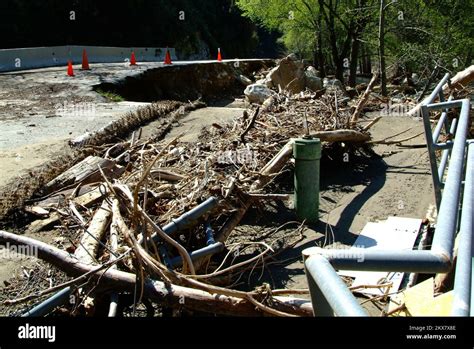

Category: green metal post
[293, 137, 321, 223]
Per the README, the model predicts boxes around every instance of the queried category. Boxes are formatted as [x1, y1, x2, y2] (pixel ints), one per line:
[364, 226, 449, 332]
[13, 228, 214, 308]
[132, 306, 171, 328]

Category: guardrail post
[421, 104, 442, 208]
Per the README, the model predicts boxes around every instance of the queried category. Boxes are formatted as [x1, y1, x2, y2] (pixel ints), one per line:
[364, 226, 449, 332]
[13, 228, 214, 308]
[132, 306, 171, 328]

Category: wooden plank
[41, 156, 124, 195]
[26, 186, 108, 233]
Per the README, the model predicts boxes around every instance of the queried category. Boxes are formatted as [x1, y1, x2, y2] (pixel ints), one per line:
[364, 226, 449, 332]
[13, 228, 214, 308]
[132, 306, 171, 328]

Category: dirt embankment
[93, 60, 272, 103]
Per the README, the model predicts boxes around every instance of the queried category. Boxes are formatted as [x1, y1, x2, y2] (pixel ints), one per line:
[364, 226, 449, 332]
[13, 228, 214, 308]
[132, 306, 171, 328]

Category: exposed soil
[93, 60, 272, 103]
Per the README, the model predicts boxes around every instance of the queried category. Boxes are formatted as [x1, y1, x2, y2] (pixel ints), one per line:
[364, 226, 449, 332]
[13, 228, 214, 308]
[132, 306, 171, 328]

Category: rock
[323, 77, 344, 92]
[244, 84, 273, 104]
[265, 54, 305, 93]
[236, 74, 252, 86]
[304, 66, 323, 92]
[306, 66, 320, 78]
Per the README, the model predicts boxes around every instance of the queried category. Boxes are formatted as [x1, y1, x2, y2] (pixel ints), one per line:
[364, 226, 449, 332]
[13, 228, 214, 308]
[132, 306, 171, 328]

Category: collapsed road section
[0, 58, 272, 218]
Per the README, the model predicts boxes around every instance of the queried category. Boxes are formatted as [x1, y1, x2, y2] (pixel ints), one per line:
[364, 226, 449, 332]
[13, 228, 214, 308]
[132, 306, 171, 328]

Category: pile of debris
[0, 56, 380, 317]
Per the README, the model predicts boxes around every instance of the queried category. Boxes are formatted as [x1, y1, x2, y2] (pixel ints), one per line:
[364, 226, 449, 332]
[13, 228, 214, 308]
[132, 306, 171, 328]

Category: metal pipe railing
[431, 99, 470, 258]
[423, 73, 450, 105]
[422, 103, 443, 207]
[305, 254, 367, 316]
[303, 76, 472, 316]
[451, 143, 473, 316]
[432, 109, 448, 143]
[314, 249, 450, 273]
[422, 93, 463, 209]
[437, 118, 458, 185]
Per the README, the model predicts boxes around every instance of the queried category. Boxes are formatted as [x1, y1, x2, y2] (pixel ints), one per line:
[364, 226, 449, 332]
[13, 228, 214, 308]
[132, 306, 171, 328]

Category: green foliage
[238, 0, 473, 77]
[95, 89, 125, 102]
[375, 0, 474, 74]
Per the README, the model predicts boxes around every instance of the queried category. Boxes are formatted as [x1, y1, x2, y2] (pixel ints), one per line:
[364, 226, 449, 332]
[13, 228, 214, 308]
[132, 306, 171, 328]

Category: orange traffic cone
[164, 48, 172, 65]
[217, 48, 222, 62]
[82, 49, 90, 70]
[130, 51, 137, 66]
[67, 60, 74, 76]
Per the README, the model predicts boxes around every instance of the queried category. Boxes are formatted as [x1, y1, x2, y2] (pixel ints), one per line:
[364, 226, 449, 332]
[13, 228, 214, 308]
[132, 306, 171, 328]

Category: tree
[378, 0, 387, 96]
[238, 0, 375, 83]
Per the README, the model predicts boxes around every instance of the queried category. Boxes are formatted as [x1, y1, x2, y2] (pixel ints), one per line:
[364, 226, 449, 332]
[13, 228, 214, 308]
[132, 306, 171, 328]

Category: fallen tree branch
[312, 129, 370, 143]
[74, 200, 112, 265]
[240, 107, 260, 143]
[350, 72, 379, 124]
[362, 116, 382, 131]
[443, 64, 474, 92]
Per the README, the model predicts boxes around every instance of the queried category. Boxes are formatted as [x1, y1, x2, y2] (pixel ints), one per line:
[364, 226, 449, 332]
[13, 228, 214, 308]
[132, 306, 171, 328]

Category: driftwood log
[74, 200, 112, 264]
[40, 156, 125, 196]
[443, 65, 474, 92]
[313, 129, 370, 143]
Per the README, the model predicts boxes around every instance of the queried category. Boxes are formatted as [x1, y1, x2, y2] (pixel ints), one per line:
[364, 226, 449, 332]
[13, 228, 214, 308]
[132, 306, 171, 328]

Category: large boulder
[244, 84, 273, 104]
[265, 54, 305, 93]
[304, 66, 323, 92]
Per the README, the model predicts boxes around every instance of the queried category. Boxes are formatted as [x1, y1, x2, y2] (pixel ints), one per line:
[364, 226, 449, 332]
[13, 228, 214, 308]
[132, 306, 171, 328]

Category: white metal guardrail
[0, 45, 177, 72]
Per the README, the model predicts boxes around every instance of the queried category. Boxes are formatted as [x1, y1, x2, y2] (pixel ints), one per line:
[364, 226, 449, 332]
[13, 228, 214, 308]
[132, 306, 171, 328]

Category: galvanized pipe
[432, 110, 448, 144]
[437, 118, 458, 183]
[168, 242, 224, 268]
[422, 104, 442, 208]
[318, 249, 450, 273]
[432, 96, 454, 147]
[451, 143, 473, 316]
[423, 73, 450, 105]
[426, 100, 463, 110]
[431, 99, 471, 258]
[305, 254, 367, 316]
[21, 286, 72, 317]
[151, 196, 218, 243]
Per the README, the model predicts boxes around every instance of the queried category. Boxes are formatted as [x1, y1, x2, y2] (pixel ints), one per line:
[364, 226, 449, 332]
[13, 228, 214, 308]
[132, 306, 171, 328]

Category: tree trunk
[349, 36, 360, 87]
[316, 12, 326, 77]
[378, 0, 388, 96]
[465, 48, 473, 66]
[335, 59, 345, 82]
[361, 44, 372, 75]
[320, 0, 341, 80]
